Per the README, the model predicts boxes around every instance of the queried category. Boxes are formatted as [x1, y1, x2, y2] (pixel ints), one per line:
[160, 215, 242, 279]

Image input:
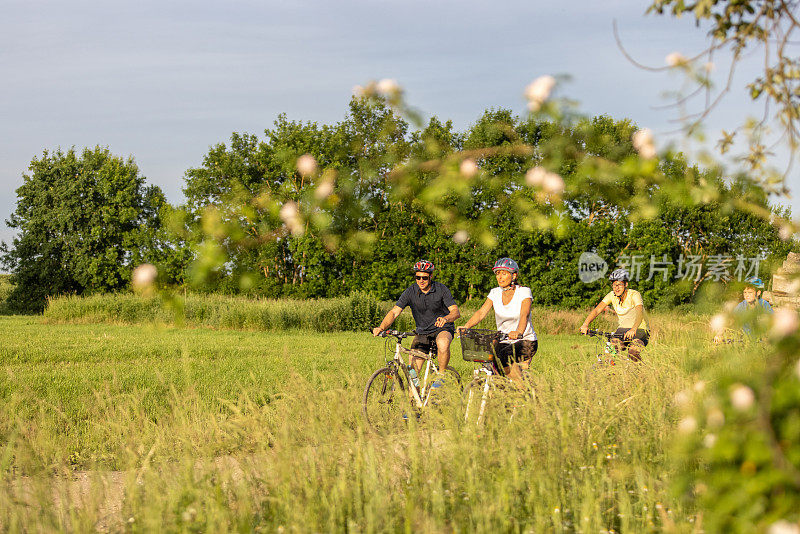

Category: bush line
[43, 292, 704, 339]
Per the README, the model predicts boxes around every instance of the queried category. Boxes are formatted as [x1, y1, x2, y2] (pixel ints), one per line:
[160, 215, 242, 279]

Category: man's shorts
[495, 339, 538, 368]
[612, 328, 649, 347]
[410, 327, 454, 356]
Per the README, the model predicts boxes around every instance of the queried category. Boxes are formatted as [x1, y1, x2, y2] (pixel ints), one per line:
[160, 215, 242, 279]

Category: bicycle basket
[460, 329, 500, 362]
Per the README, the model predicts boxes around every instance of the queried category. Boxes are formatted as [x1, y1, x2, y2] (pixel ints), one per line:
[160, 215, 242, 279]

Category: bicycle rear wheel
[363, 366, 410, 433]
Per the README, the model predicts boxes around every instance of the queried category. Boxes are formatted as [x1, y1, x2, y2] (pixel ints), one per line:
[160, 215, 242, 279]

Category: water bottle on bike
[408, 366, 420, 387]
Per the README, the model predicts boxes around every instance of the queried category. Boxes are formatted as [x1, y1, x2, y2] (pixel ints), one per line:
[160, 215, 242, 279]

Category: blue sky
[1, 0, 796, 249]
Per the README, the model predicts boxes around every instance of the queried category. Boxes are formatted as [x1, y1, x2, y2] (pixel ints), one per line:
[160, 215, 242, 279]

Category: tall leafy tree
[1, 147, 172, 312]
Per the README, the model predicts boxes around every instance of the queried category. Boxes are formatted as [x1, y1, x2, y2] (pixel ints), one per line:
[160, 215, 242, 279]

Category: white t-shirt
[487, 286, 537, 343]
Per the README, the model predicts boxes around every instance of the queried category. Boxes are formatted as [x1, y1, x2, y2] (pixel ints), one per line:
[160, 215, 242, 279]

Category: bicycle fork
[465, 367, 492, 426]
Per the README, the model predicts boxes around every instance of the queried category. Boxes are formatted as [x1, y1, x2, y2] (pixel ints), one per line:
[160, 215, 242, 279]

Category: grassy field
[0, 310, 759, 532]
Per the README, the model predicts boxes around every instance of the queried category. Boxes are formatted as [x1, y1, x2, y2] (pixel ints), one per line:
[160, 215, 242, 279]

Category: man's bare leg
[435, 330, 453, 373]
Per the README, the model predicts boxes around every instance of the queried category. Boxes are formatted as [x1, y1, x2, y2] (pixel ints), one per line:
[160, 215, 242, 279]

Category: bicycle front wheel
[462, 375, 493, 427]
[443, 366, 462, 391]
[462, 374, 519, 427]
[363, 366, 410, 433]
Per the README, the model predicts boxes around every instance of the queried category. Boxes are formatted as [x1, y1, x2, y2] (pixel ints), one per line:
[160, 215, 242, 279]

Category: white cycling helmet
[608, 268, 630, 282]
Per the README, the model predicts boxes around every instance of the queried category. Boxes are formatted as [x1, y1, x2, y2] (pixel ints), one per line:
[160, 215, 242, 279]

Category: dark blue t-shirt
[396, 281, 457, 335]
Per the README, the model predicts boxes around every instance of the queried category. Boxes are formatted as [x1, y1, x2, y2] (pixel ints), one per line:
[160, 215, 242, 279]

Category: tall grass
[44, 291, 417, 332]
[0, 313, 747, 531]
[44, 292, 710, 341]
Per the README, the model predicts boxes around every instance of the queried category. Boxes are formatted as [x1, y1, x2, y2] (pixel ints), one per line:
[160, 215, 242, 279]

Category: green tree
[0, 147, 173, 312]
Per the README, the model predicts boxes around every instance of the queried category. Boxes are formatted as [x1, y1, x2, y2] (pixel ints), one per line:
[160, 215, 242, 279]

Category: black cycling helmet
[608, 268, 630, 282]
[412, 260, 435, 273]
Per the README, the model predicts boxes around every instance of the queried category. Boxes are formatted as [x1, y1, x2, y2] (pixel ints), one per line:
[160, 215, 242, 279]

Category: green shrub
[44, 292, 413, 333]
[0, 274, 12, 315]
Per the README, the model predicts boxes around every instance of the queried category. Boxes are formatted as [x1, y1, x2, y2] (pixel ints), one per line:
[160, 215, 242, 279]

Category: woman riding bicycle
[580, 268, 649, 361]
[458, 258, 538, 382]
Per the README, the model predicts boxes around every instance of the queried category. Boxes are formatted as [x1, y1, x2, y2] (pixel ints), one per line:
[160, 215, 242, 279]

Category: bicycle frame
[458, 328, 512, 426]
[464, 365, 494, 424]
[383, 331, 437, 408]
[584, 329, 628, 364]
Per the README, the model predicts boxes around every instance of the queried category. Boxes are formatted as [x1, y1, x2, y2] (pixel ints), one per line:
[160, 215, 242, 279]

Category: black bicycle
[582, 329, 640, 366]
[363, 330, 462, 432]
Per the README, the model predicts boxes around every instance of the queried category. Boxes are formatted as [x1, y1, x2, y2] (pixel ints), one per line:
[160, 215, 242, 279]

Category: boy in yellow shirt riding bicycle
[580, 268, 649, 361]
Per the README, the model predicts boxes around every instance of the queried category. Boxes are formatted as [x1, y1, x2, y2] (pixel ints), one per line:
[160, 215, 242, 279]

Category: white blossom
[132, 264, 157, 292]
[280, 201, 304, 235]
[779, 224, 794, 241]
[703, 434, 717, 448]
[315, 178, 334, 200]
[673, 390, 690, 407]
[677, 416, 697, 434]
[524, 75, 556, 111]
[453, 230, 469, 244]
[665, 52, 688, 67]
[772, 308, 800, 337]
[709, 313, 727, 335]
[768, 520, 800, 534]
[693, 380, 706, 393]
[542, 172, 565, 195]
[460, 158, 478, 178]
[296, 154, 318, 177]
[632, 129, 657, 159]
[376, 78, 400, 96]
[730, 384, 755, 411]
[525, 167, 547, 187]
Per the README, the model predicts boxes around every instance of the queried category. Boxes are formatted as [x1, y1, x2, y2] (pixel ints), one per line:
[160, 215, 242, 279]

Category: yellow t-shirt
[602, 289, 648, 331]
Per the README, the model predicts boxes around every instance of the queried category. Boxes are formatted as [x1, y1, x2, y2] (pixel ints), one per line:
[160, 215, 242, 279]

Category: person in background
[734, 276, 773, 339]
[580, 268, 649, 361]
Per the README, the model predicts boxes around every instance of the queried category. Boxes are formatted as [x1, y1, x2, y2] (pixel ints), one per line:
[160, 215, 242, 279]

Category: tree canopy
[0, 147, 180, 312]
[178, 98, 794, 309]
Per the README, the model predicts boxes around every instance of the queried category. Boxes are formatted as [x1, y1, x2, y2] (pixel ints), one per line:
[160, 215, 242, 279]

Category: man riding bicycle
[580, 268, 649, 361]
[372, 260, 461, 375]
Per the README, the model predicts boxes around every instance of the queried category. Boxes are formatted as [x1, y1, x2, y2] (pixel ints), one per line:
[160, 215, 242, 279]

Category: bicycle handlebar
[583, 329, 624, 340]
[376, 329, 415, 340]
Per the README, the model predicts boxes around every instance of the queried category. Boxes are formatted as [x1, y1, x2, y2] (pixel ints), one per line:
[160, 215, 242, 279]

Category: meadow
[0, 297, 759, 532]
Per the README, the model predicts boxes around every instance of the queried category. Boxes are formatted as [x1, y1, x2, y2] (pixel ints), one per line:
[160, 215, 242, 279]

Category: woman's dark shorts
[612, 328, 649, 347]
[495, 339, 538, 368]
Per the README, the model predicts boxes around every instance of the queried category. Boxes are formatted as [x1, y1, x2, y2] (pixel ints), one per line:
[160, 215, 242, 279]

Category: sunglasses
[415, 275, 430, 281]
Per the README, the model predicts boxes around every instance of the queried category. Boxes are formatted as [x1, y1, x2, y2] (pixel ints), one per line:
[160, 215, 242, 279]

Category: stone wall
[771, 252, 800, 308]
